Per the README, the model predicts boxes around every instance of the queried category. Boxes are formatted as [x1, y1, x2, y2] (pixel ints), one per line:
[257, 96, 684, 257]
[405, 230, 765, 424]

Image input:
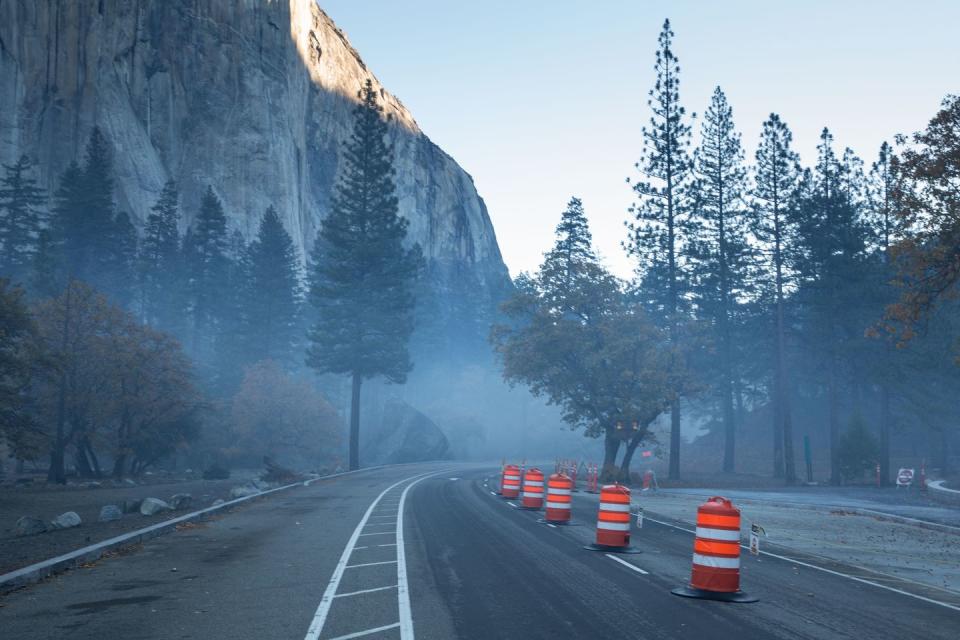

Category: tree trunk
[722, 376, 735, 473]
[879, 384, 891, 486]
[601, 430, 621, 483]
[113, 454, 128, 480]
[84, 438, 102, 478]
[828, 363, 841, 485]
[620, 433, 644, 484]
[349, 373, 362, 471]
[668, 400, 681, 480]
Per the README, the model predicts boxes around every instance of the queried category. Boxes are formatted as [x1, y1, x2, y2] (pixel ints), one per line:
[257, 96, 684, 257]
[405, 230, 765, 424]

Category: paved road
[1, 463, 958, 639]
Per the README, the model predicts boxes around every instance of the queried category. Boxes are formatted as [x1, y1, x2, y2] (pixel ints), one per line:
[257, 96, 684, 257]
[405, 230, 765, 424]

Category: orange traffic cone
[520, 468, 545, 509]
[671, 496, 757, 602]
[500, 464, 521, 499]
[584, 483, 641, 553]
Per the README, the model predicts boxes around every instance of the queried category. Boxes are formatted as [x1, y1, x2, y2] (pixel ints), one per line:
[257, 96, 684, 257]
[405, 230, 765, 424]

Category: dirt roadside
[0, 471, 261, 575]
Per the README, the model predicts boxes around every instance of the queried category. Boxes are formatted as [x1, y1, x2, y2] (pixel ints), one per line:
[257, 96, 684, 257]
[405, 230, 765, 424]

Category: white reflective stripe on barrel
[546, 501, 571, 509]
[600, 503, 630, 513]
[597, 521, 630, 531]
[504, 474, 520, 480]
[696, 527, 741, 542]
[523, 481, 544, 487]
[692, 553, 740, 569]
[522, 491, 542, 498]
[548, 488, 571, 495]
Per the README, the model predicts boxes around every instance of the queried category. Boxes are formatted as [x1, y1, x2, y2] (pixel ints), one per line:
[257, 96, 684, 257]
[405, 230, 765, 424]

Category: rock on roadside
[98, 504, 123, 522]
[229, 485, 260, 499]
[169, 494, 192, 510]
[122, 498, 143, 514]
[50, 511, 82, 530]
[140, 497, 173, 516]
[14, 516, 48, 537]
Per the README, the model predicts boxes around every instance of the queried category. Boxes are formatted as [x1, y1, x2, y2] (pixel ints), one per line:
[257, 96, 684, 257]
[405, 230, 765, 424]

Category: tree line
[0, 80, 421, 479]
[495, 19, 960, 485]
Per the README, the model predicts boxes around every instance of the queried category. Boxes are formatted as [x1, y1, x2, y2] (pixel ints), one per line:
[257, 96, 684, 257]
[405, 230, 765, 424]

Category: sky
[321, 1, 959, 278]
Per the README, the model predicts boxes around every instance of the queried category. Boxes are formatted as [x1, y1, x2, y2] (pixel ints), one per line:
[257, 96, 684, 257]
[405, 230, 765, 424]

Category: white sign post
[750, 523, 765, 556]
[636, 506, 644, 528]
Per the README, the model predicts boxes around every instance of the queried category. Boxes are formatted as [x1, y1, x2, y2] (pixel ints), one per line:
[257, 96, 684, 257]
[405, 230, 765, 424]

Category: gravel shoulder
[0, 472, 260, 574]
[633, 490, 960, 594]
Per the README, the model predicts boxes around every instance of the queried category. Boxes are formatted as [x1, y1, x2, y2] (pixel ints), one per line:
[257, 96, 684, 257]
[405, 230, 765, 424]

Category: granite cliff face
[0, 0, 510, 320]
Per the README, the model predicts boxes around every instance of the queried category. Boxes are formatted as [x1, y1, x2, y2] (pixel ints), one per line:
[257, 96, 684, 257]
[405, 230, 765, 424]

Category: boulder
[122, 498, 143, 514]
[362, 399, 450, 465]
[14, 516, 48, 537]
[169, 493, 193, 510]
[98, 505, 123, 522]
[229, 485, 260, 499]
[50, 511, 82, 530]
[140, 497, 173, 516]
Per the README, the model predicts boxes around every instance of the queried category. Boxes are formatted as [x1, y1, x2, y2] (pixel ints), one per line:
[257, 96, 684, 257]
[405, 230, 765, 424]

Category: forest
[493, 20, 960, 485]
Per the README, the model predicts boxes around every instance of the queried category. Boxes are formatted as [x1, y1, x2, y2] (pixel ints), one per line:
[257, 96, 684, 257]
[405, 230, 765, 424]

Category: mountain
[0, 0, 511, 347]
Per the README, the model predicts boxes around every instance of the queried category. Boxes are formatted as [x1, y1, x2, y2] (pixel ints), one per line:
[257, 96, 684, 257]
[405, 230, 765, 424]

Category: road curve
[1, 463, 957, 639]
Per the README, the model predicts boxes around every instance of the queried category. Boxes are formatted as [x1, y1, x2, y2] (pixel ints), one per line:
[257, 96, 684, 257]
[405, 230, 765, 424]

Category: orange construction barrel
[543, 473, 573, 523]
[500, 464, 521, 499]
[520, 468, 545, 509]
[671, 496, 757, 602]
[583, 483, 641, 554]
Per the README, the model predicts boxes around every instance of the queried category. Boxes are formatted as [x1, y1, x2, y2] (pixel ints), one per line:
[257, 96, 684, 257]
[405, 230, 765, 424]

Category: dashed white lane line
[642, 514, 960, 613]
[489, 491, 497, 496]
[546, 523, 557, 529]
[346, 560, 397, 569]
[328, 622, 401, 640]
[379, 543, 397, 547]
[358, 531, 395, 537]
[334, 584, 399, 598]
[507, 502, 518, 508]
[303, 470, 435, 640]
[605, 553, 649, 575]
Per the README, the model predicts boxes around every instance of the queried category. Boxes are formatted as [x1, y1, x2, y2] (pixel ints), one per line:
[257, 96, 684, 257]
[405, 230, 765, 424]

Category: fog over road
[1, 463, 958, 639]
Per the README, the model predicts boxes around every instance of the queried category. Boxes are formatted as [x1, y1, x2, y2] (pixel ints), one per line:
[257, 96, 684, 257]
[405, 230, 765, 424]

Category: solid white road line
[396, 473, 438, 640]
[303, 471, 433, 640]
[642, 514, 960, 613]
[334, 584, 399, 598]
[605, 553, 649, 575]
[357, 531, 395, 537]
[328, 622, 401, 640]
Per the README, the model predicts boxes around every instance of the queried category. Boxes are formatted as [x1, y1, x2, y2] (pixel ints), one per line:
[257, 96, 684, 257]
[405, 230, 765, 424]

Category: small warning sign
[636, 507, 644, 528]
[896, 468, 915, 487]
[750, 523, 765, 556]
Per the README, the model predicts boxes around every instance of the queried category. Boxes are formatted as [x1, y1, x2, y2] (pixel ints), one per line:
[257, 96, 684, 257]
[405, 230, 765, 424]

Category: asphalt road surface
[1, 463, 958, 639]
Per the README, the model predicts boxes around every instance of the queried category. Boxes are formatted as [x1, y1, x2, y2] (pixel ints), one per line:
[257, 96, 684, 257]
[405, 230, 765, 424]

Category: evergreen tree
[751, 113, 801, 481]
[139, 180, 183, 331]
[793, 129, 871, 485]
[78, 127, 120, 294]
[49, 161, 85, 289]
[110, 211, 138, 307]
[625, 18, 693, 480]
[306, 80, 423, 471]
[240, 205, 302, 365]
[689, 87, 752, 473]
[185, 185, 230, 361]
[541, 197, 600, 315]
[0, 155, 47, 282]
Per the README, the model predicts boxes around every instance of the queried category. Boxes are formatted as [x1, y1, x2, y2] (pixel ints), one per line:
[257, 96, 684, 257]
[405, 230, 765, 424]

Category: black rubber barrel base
[537, 518, 580, 526]
[583, 543, 642, 554]
[517, 506, 542, 511]
[670, 586, 758, 603]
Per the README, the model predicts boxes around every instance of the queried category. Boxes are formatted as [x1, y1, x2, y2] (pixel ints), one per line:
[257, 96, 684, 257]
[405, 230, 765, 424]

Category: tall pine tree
[689, 87, 752, 473]
[751, 114, 801, 481]
[139, 180, 183, 331]
[307, 80, 422, 471]
[625, 18, 693, 480]
[240, 205, 302, 366]
[0, 155, 47, 283]
[185, 185, 230, 362]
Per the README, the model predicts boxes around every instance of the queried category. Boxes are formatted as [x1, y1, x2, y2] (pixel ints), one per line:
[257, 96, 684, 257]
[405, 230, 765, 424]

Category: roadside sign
[896, 468, 915, 487]
[636, 506, 644, 528]
[750, 523, 765, 556]
[641, 450, 653, 458]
